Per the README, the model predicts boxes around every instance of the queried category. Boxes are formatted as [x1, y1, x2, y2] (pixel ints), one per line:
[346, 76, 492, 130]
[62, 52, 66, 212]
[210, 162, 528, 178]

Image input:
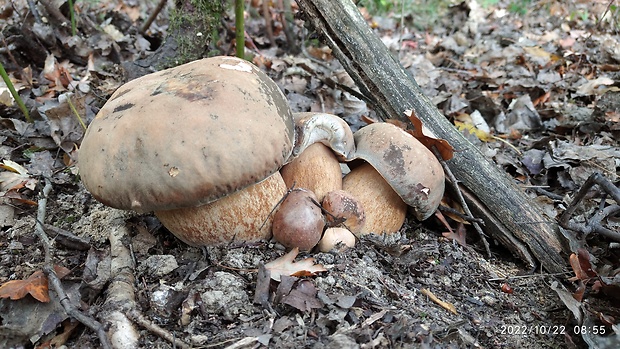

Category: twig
[37, 220, 91, 251]
[278, 0, 299, 54]
[26, 0, 42, 24]
[262, 0, 275, 46]
[488, 271, 572, 282]
[38, 0, 70, 26]
[431, 146, 492, 259]
[437, 205, 484, 224]
[559, 172, 620, 241]
[127, 309, 192, 349]
[34, 178, 112, 349]
[140, 0, 167, 34]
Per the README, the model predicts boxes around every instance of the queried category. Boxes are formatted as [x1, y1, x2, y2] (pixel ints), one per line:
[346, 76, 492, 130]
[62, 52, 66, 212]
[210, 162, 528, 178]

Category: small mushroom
[272, 188, 325, 251]
[321, 189, 366, 235]
[291, 112, 355, 160]
[317, 227, 356, 252]
[79, 56, 295, 246]
[343, 122, 445, 235]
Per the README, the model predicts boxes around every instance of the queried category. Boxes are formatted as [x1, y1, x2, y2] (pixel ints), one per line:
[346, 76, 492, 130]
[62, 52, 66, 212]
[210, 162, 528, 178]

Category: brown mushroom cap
[272, 188, 325, 251]
[321, 189, 366, 235]
[351, 123, 445, 221]
[79, 56, 294, 213]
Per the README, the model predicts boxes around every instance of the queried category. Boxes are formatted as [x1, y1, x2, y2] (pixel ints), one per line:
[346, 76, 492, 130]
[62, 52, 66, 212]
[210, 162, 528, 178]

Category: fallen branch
[34, 178, 111, 349]
[102, 209, 139, 349]
[127, 309, 192, 349]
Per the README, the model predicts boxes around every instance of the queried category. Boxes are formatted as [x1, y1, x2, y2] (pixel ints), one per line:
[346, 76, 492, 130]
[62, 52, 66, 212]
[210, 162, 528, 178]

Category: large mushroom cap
[352, 122, 445, 220]
[79, 56, 294, 213]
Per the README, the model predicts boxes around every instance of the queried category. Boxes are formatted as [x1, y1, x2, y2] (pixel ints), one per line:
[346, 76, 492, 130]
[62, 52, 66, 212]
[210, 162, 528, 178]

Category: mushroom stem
[155, 172, 287, 246]
[342, 163, 407, 235]
[280, 142, 343, 202]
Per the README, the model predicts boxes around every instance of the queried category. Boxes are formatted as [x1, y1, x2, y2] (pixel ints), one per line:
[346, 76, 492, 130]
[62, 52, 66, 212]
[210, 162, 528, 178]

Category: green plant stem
[68, 0, 77, 36]
[66, 94, 86, 130]
[235, 0, 244, 58]
[0, 62, 32, 123]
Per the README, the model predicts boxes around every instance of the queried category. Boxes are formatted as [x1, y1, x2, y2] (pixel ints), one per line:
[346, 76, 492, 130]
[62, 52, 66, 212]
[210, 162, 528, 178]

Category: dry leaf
[0, 270, 51, 302]
[0, 159, 38, 192]
[404, 110, 454, 160]
[442, 222, 467, 247]
[0, 266, 71, 303]
[264, 247, 327, 282]
[568, 248, 597, 281]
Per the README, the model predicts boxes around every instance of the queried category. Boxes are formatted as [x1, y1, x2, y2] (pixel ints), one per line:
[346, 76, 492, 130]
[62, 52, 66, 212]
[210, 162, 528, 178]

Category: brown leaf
[442, 222, 467, 247]
[569, 248, 597, 281]
[0, 265, 70, 303]
[264, 247, 327, 282]
[281, 279, 323, 312]
[0, 270, 50, 302]
[405, 110, 454, 160]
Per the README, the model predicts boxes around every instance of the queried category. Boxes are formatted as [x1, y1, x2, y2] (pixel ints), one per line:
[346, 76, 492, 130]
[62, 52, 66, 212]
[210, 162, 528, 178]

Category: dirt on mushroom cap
[78, 56, 295, 213]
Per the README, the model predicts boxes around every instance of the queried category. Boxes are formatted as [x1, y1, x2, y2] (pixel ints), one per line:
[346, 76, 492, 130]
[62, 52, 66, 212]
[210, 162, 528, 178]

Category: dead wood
[295, 0, 569, 273]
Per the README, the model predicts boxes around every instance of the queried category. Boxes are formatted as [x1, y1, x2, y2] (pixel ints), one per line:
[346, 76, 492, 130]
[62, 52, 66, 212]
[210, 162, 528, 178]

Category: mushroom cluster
[277, 116, 445, 251]
[78, 56, 445, 251]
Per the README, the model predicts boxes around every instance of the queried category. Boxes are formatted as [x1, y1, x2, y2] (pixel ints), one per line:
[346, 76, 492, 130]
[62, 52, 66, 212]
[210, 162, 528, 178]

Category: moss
[163, 0, 226, 68]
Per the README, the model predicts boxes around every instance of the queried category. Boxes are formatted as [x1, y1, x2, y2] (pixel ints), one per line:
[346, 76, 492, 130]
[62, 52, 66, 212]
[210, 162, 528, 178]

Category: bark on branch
[296, 0, 568, 273]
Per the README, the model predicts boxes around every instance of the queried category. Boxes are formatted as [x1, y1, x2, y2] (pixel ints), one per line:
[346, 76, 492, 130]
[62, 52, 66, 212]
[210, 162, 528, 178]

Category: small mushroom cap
[321, 189, 365, 234]
[352, 123, 445, 220]
[79, 56, 294, 213]
[291, 112, 355, 161]
[272, 188, 325, 251]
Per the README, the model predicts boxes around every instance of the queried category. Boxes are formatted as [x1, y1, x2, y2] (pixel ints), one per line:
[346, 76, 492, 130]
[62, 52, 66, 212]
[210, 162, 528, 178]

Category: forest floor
[1, 0, 619, 348]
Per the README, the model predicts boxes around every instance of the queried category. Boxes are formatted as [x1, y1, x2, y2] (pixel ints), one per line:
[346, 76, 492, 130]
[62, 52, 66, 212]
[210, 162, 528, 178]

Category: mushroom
[321, 189, 366, 235]
[78, 56, 295, 246]
[317, 227, 356, 252]
[272, 188, 325, 251]
[343, 122, 445, 235]
[280, 112, 355, 201]
[280, 142, 342, 201]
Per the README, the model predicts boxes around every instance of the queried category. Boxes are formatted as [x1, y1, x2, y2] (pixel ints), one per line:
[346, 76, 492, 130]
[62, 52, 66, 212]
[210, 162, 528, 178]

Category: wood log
[296, 0, 568, 273]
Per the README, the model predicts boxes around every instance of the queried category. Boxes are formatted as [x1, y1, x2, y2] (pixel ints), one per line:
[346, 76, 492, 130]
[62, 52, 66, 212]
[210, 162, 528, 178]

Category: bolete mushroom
[78, 56, 294, 246]
[272, 188, 325, 251]
[343, 122, 445, 235]
[280, 112, 355, 201]
[321, 189, 366, 235]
